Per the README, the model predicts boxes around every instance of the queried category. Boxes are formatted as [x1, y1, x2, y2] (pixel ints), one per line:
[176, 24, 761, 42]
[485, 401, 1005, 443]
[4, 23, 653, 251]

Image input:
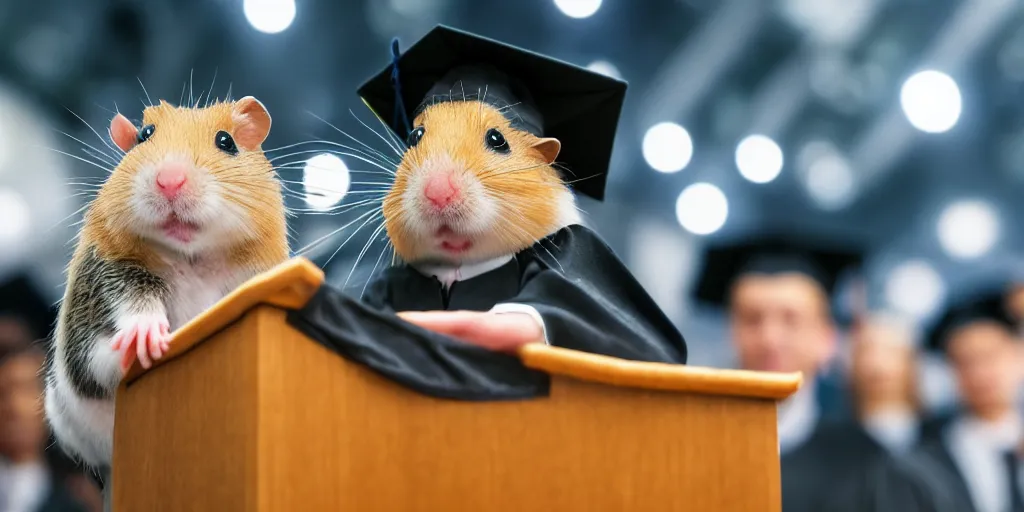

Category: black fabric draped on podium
[286, 225, 688, 401]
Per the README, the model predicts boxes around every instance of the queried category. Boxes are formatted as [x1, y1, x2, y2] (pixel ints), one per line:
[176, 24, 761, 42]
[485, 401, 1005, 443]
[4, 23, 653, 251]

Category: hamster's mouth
[436, 225, 473, 254]
[161, 215, 201, 243]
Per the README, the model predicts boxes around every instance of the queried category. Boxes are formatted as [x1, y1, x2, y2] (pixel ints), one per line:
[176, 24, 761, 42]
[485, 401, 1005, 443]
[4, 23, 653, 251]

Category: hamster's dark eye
[407, 126, 425, 148]
[215, 130, 238, 156]
[485, 128, 510, 154]
[137, 124, 155, 144]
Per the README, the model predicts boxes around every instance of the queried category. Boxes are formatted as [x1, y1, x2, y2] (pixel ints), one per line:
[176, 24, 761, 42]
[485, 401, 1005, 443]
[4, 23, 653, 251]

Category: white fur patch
[129, 153, 257, 256]
[46, 355, 116, 468]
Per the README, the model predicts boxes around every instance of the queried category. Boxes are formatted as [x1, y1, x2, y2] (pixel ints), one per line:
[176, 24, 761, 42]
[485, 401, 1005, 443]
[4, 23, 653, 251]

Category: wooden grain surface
[113, 306, 783, 511]
[112, 311, 259, 512]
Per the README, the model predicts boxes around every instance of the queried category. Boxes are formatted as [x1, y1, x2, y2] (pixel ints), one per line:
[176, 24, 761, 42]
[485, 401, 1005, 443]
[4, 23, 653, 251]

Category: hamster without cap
[383, 101, 581, 265]
[44, 97, 289, 470]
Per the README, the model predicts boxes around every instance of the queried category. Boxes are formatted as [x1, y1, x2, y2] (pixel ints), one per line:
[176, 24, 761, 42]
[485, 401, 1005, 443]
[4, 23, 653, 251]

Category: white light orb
[586, 60, 621, 80]
[735, 134, 784, 184]
[554, 0, 602, 18]
[900, 70, 962, 134]
[243, 0, 296, 34]
[642, 122, 693, 173]
[885, 259, 945, 319]
[937, 199, 999, 260]
[676, 182, 728, 235]
[0, 188, 30, 246]
[303, 154, 350, 210]
[798, 141, 856, 210]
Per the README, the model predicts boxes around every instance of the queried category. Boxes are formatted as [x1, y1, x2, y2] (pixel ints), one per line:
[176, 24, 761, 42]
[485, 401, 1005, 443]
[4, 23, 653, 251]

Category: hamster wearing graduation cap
[352, 26, 687, 362]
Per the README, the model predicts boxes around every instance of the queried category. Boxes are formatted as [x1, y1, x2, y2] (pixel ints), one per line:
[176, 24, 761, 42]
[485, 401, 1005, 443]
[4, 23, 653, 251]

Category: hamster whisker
[352, 108, 407, 158]
[62, 107, 125, 158]
[360, 233, 394, 300]
[189, 68, 195, 106]
[38, 146, 115, 174]
[274, 165, 395, 178]
[291, 196, 386, 216]
[343, 219, 389, 289]
[323, 211, 385, 272]
[269, 148, 397, 177]
[307, 111, 402, 165]
[136, 77, 154, 107]
[296, 207, 383, 264]
[477, 163, 549, 181]
[203, 68, 219, 108]
[266, 139, 395, 166]
[179, 81, 188, 107]
[48, 202, 93, 234]
[268, 139, 398, 170]
[53, 130, 120, 167]
[495, 210, 565, 273]
[348, 110, 405, 159]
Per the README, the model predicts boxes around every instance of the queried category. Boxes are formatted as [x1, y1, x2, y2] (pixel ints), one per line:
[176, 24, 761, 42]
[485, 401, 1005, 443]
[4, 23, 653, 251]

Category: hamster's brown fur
[383, 101, 575, 264]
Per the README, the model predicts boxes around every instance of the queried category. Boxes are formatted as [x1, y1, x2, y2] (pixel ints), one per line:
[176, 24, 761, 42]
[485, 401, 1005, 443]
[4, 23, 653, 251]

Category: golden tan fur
[78, 100, 288, 273]
[383, 101, 568, 263]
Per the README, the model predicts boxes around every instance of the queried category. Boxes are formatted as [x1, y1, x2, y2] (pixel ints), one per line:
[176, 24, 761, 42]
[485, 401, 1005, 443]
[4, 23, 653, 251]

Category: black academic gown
[827, 412, 1021, 512]
[287, 224, 688, 400]
[821, 436, 974, 512]
[781, 420, 892, 512]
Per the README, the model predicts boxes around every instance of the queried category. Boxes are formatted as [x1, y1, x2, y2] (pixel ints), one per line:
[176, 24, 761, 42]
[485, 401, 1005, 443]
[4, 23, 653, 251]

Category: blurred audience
[0, 274, 100, 512]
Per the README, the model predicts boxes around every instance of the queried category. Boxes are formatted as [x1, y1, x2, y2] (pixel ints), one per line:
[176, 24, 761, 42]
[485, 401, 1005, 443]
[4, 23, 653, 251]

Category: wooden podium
[112, 258, 800, 512]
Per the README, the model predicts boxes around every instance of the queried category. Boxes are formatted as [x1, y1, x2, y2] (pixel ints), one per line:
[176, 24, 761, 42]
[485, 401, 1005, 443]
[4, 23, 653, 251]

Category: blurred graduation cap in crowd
[357, 24, 627, 201]
[924, 285, 1018, 355]
[693, 234, 865, 325]
[0, 272, 57, 349]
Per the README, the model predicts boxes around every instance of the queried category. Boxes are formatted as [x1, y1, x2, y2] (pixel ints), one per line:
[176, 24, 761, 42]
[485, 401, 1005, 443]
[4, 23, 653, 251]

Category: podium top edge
[518, 344, 802, 400]
[123, 257, 800, 401]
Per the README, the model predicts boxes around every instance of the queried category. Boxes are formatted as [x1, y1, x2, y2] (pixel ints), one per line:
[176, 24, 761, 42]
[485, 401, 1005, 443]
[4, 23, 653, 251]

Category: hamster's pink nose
[155, 164, 188, 200]
[423, 172, 460, 208]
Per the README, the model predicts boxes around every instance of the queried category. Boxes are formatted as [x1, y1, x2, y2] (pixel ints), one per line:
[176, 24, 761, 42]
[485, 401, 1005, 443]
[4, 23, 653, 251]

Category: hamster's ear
[232, 96, 272, 151]
[531, 137, 561, 165]
[110, 113, 138, 153]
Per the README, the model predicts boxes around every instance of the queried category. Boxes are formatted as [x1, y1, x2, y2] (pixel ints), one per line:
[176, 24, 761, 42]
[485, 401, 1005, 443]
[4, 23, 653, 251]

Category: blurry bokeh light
[899, 70, 962, 134]
[553, 0, 602, 19]
[676, 183, 728, 235]
[937, 199, 999, 260]
[735, 134, 784, 184]
[885, 259, 945, 320]
[303, 154, 350, 210]
[643, 122, 693, 173]
[243, 0, 296, 34]
[0, 189, 30, 246]
[797, 140, 855, 210]
[587, 60, 622, 80]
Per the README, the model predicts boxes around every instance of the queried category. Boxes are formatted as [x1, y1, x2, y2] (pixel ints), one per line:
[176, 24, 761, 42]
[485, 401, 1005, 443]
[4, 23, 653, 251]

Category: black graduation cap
[357, 24, 628, 201]
[924, 287, 1018, 354]
[692, 235, 864, 322]
[0, 273, 57, 345]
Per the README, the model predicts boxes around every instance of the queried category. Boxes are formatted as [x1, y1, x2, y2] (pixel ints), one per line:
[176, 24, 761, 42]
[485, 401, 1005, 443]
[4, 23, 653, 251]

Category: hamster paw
[109, 314, 172, 372]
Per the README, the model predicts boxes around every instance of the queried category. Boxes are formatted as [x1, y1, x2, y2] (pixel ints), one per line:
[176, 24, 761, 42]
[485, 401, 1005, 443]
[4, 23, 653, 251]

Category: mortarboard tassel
[389, 38, 412, 139]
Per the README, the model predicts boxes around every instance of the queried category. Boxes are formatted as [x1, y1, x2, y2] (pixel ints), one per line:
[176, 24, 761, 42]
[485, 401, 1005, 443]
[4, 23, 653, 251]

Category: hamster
[383, 101, 581, 265]
[43, 97, 289, 471]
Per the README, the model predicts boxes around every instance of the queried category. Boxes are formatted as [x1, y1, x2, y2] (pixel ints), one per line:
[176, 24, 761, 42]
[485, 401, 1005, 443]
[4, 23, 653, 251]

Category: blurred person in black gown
[832, 285, 1024, 512]
[0, 274, 100, 512]
[846, 312, 927, 454]
[693, 235, 865, 511]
